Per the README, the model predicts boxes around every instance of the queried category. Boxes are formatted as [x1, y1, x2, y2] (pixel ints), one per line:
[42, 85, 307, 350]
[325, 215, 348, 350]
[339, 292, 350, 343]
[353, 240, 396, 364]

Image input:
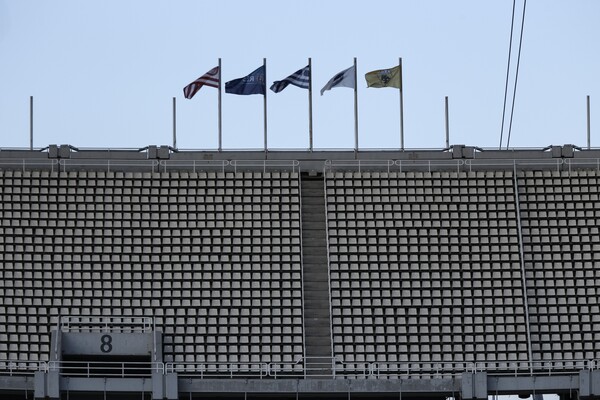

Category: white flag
[320, 65, 355, 96]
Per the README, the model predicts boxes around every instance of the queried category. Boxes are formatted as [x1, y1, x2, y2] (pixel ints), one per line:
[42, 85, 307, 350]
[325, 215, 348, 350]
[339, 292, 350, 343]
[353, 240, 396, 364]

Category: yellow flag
[365, 65, 401, 89]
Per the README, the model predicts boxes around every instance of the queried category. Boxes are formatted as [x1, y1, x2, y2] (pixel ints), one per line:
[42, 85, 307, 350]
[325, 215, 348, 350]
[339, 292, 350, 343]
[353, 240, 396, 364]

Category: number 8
[100, 334, 113, 353]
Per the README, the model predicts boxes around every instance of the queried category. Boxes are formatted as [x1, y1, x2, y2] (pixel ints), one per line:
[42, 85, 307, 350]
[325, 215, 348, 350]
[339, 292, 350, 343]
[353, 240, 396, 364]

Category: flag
[270, 65, 310, 93]
[225, 65, 266, 95]
[365, 65, 401, 89]
[320, 65, 355, 96]
[183, 66, 219, 99]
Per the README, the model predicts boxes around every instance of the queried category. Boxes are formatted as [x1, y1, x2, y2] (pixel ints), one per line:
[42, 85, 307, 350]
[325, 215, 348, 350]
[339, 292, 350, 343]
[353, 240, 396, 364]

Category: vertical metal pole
[399, 57, 405, 151]
[308, 57, 313, 152]
[218, 58, 223, 152]
[512, 165, 535, 375]
[587, 95, 591, 150]
[263, 58, 268, 156]
[30, 96, 33, 150]
[172, 97, 177, 149]
[353, 57, 359, 157]
[445, 96, 450, 148]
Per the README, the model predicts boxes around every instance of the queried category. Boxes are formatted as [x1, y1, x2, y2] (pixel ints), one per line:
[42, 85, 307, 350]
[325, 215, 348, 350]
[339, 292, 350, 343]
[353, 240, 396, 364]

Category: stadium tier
[519, 170, 600, 363]
[0, 145, 599, 399]
[0, 170, 304, 366]
[326, 171, 528, 370]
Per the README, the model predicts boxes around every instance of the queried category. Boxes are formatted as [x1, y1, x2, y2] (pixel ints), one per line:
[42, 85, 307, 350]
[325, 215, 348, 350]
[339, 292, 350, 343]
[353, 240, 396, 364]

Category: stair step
[303, 320, 330, 326]
[304, 276, 329, 282]
[302, 238, 327, 247]
[304, 346, 332, 356]
[301, 217, 326, 224]
[305, 338, 331, 345]
[303, 280, 329, 287]
[303, 252, 326, 258]
[302, 254, 327, 265]
[302, 220, 326, 227]
[300, 174, 332, 360]
[304, 287, 328, 293]
[302, 197, 325, 205]
[303, 279, 328, 285]
[303, 294, 330, 303]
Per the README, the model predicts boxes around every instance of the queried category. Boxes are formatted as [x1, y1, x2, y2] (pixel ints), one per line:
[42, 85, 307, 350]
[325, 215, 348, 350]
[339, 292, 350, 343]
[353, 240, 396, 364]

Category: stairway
[300, 173, 333, 377]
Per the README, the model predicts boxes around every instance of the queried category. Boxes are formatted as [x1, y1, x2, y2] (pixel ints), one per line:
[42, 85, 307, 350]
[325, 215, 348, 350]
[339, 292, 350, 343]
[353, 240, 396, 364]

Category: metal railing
[324, 159, 467, 173]
[343, 359, 598, 379]
[324, 159, 397, 173]
[229, 160, 300, 173]
[2, 156, 600, 174]
[48, 361, 164, 378]
[157, 159, 300, 173]
[0, 361, 47, 376]
[0, 159, 59, 172]
[324, 158, 600, 174]
[58, 159, 160, 173]
[159, 160, 228, 173]
[59, 316, 154, 333]
[164, 357, 329, 379]
[4, 358, 597, 379]
[464, 158, 565, 172]
[564, 157, 600, 173]
[470, 359, 595, 376]
[162, 358, 598, 379]
[166, 362, 271, 379]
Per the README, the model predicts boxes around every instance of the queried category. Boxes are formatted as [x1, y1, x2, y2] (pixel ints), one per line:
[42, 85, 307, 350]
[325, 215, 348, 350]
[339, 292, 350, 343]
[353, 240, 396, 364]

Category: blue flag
[225, 65, 266, 95]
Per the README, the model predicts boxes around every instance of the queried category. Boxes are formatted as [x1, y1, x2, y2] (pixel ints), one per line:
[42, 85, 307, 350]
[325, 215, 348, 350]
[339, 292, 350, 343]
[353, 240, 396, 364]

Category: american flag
[270, 65, 310, 93]
[183, 66, 219, 99]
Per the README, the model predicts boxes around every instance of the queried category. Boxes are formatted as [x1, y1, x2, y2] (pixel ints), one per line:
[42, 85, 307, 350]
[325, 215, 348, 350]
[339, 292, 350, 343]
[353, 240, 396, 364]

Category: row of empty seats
[326, 171, 529, 366]
[2, 166, 600, 369]
[326, 169, 600, 367]
[519, 169, 600, 361]
[0, 170, 304, 364]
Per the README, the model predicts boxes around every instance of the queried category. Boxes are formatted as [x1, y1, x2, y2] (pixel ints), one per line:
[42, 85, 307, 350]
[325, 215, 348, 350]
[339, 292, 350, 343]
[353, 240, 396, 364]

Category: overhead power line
[500, 0, 527, 149]
[499, 0, 517, 150]
[506, 0, 527, 149]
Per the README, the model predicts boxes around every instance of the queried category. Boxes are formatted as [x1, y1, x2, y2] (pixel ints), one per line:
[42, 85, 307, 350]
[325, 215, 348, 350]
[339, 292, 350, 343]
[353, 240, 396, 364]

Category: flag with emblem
[365, 65, 401, 89]
[320, 65, 355, 96]
[183, 66, 220, 99]
[225, 65, 266, 95]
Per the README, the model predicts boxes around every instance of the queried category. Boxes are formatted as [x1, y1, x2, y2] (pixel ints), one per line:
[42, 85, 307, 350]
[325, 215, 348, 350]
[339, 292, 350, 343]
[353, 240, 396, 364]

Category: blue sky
[0, 0, 598, 150]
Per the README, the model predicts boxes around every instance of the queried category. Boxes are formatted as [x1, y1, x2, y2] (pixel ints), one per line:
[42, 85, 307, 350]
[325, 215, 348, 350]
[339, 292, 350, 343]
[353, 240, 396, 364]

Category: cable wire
[506, 0, 528, 149]
[499, 0, 517, 149]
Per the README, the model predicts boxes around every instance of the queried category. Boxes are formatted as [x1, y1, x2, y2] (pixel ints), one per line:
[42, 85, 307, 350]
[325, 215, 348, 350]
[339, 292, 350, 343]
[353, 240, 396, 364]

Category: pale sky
[0, 0, 598, 151]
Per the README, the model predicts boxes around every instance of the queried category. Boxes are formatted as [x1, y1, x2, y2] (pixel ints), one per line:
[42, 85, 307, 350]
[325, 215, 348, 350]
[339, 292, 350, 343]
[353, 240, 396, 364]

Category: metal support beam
[461, 372, 488, 400]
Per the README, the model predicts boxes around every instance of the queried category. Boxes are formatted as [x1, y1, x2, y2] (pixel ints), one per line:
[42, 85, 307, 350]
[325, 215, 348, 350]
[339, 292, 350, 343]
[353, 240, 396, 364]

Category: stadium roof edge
[1, 144, 600, 173]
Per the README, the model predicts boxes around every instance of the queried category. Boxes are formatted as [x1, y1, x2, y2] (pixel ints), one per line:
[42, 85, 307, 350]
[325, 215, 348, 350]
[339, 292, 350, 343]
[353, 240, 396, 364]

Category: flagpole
[218, 58, 223, 152]
[308, 57, 313, 152]
[353, 57, 358, 157]
[30, 96, 33, 150]
[399, 57, 405, 151]
[587, 95, 591, 150]
[263, 58, 268, 156]
[172, 97, 177, 149]
[445, 96, 450, 149]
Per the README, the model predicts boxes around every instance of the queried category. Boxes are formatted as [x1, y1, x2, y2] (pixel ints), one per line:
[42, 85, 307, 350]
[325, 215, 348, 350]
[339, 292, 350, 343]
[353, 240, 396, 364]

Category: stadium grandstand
[1, 144, 600, 399]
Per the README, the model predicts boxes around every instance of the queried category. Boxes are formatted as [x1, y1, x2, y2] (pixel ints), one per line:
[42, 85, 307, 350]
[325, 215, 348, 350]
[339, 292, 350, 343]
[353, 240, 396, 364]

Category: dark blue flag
[225, 65, 266, 95]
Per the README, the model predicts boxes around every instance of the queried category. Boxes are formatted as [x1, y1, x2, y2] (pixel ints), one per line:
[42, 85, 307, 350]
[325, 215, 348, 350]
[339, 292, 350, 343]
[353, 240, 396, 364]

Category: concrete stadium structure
[0, 144, 600, 399]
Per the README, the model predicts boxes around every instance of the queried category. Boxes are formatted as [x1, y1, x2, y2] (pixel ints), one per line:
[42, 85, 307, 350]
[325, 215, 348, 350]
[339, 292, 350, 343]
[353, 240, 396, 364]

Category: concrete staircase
[300, 173, 333, 377]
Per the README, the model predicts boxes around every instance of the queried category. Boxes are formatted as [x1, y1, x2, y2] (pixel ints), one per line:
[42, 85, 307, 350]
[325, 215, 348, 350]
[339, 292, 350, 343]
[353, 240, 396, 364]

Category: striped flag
[270, 65, 310, 93]
[183, 66, 219, 99]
